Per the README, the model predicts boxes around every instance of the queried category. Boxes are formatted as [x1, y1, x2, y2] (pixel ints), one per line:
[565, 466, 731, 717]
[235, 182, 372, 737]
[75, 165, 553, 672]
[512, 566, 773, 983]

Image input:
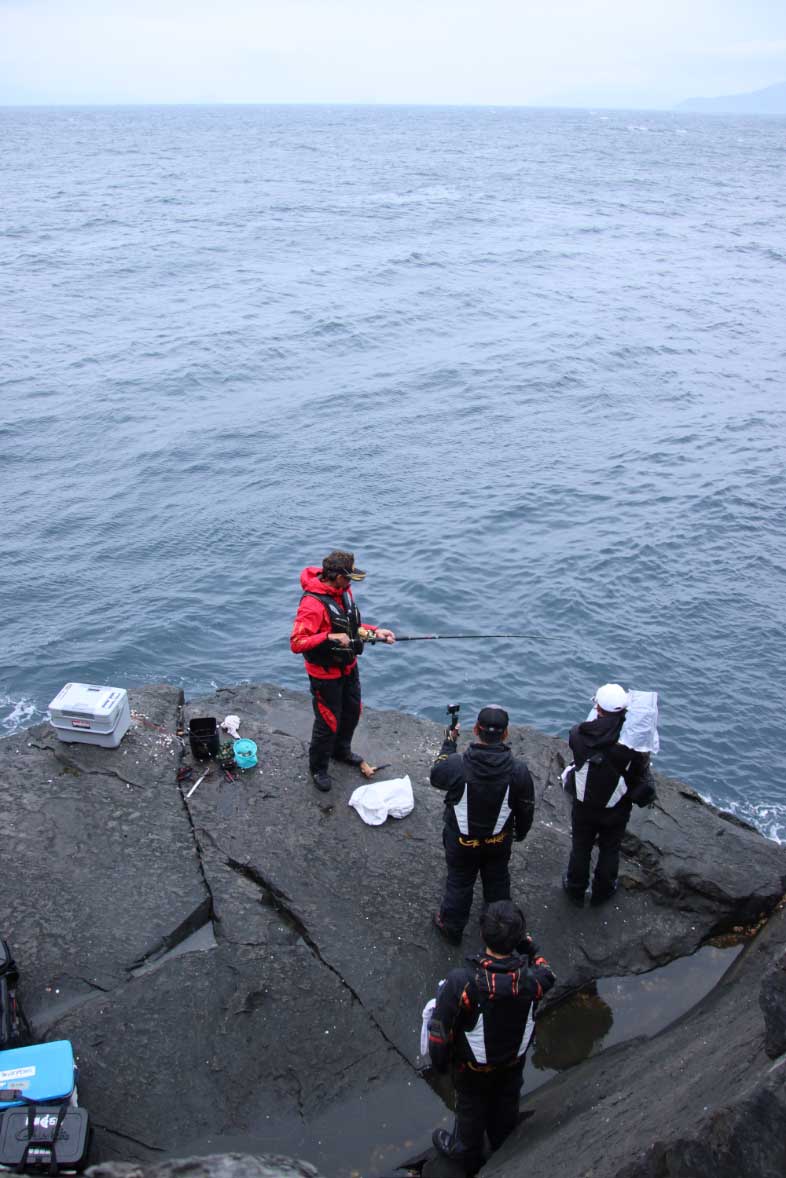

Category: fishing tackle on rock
[186, 768, 211, 799]
[216, 741, 238, 781]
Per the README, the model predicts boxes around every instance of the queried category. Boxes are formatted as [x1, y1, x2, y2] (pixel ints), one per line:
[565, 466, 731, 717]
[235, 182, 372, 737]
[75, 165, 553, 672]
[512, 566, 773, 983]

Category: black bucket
[189, 716, 220, 760]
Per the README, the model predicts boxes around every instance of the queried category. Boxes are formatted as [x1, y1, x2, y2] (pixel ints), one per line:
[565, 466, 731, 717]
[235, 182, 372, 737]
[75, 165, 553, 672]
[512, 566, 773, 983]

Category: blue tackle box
[0, 1043, 76, 1109]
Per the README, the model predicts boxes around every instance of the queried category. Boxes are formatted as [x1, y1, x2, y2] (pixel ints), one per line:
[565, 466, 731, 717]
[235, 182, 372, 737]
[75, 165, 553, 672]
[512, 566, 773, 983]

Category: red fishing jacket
[290, 566, 378, 680]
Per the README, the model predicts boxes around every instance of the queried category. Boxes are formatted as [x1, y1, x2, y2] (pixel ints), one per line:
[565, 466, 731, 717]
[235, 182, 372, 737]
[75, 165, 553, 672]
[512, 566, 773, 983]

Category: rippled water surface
[2, 104, 785, 837]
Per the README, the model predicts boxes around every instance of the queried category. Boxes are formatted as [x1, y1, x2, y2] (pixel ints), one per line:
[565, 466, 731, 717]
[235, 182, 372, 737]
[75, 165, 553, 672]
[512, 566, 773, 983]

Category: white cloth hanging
[420, 997, 436, 1056]
[586, 690, 659, 753]
[419, 981, 446, 1055]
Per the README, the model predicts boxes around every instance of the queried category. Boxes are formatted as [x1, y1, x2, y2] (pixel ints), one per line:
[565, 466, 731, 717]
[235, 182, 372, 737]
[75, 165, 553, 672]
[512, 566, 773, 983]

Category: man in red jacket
[290, 550, 395, 792]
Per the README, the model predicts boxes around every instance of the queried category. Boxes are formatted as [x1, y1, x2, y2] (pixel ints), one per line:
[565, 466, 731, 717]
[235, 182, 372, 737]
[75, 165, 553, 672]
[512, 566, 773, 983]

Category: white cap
[595, 683, 629, 713]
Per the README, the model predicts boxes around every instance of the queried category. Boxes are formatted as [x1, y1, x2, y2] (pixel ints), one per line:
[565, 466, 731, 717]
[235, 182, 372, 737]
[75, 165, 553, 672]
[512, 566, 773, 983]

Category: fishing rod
[363, 632, 551, 643]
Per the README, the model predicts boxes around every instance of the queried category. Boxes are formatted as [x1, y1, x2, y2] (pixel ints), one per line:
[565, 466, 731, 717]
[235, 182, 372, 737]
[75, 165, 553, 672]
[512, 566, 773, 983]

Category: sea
[2, 103, 785, 840]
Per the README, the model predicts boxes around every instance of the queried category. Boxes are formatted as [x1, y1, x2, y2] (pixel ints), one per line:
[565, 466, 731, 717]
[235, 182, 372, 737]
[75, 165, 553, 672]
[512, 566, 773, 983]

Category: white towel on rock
[348, 775, 414, 825]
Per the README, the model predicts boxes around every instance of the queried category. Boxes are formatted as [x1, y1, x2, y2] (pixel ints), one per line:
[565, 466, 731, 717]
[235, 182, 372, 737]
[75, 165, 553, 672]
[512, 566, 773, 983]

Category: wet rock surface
[483, 901, 786, 1178]
[760, 947, 786, 1059]
[87, 1156, 321, 1178]
[2, 682, 786, 1177]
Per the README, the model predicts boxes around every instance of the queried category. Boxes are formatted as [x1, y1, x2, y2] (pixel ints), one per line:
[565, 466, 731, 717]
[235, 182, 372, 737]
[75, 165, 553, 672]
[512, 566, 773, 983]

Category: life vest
[458, 961, 536, 1070]
[300, 590, 363, 669]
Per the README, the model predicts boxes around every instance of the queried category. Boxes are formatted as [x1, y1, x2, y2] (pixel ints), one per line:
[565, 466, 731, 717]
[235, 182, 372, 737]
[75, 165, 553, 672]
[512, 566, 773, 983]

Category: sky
[2, 0, 786, 108]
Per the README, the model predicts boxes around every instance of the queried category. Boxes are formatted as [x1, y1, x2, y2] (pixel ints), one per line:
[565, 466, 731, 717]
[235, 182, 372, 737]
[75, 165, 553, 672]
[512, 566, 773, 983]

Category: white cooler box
[48, 683, 131, 748]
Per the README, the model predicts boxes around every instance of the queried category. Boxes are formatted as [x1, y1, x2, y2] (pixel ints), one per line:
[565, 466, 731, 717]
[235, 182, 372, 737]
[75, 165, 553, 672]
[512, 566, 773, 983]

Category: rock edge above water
[2, 682, 785, 1178]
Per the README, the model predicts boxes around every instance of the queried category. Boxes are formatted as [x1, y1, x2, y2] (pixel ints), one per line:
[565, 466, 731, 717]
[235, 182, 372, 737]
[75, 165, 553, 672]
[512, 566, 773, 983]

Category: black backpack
[1, 939, 29, 1050]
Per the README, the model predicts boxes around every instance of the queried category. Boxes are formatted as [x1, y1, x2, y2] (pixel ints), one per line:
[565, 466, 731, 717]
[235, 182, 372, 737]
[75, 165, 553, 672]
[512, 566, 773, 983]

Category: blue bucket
[233, 739, 258, 770]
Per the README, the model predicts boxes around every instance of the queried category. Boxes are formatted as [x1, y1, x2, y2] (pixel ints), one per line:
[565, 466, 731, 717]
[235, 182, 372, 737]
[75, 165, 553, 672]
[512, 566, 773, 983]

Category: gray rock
[87, 1155, 321, 1178]
[1, 686, 206, 1022]
[760, 948, 786, 1059]
[484, 900, 786, 1178]
[2, 682, 786, 1178]
[182, 685, 786, 1037]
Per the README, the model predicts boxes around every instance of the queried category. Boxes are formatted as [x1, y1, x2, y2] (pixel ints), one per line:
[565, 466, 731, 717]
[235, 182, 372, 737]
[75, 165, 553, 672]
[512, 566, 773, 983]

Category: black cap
[476, 705, 509, 733]
[322, 550, 366, 582]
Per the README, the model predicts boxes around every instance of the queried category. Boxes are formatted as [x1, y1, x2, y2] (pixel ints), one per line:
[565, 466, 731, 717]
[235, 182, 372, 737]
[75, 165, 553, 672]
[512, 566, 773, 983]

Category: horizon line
[0, 98, 685, 112]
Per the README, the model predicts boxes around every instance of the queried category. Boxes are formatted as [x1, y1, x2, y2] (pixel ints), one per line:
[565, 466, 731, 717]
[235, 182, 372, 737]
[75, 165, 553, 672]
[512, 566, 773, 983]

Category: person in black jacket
[431, 705, 535, 945]
[428, 900, 555, 1175]
[562, 682, 656, 907]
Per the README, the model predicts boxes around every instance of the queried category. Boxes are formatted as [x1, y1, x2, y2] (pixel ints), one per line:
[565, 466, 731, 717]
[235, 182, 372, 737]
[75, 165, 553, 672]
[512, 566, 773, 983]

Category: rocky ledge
[2, 683, 785, 1178]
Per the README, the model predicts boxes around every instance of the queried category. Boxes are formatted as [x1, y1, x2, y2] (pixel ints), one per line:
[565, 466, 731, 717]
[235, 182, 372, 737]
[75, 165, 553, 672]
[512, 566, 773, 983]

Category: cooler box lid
[0, 1042, 76, 1108]
[0, 1105, 90, 1169]
[48, 683, 129, 734]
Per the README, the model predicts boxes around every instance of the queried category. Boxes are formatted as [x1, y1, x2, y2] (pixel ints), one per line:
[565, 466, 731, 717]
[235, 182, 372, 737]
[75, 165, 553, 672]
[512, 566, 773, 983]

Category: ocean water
[2, 104, 785, 839]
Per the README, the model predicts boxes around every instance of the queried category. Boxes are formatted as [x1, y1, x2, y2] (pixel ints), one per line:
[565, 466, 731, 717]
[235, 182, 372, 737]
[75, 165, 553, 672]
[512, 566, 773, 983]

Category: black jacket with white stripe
[430, 739, 535, 841]
[428, 943, 556, 1073]
[568, 713, 651, 810]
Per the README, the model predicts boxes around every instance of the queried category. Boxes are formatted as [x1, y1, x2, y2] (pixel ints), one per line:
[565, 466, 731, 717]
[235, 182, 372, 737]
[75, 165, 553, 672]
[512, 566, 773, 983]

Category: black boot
[432, 1129, 458, 1156]
[432, 1127, 481, 1175]
[433, 912, 462, 946]
[311, 769, 333, 792]
[590, 880, 618, 906]
[562, 874, 585, 908]
[333, 750, 364, 767]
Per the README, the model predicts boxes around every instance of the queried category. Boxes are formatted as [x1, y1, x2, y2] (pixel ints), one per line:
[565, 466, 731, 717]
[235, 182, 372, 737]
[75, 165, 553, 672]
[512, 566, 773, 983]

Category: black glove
[628, 776, 656, 807]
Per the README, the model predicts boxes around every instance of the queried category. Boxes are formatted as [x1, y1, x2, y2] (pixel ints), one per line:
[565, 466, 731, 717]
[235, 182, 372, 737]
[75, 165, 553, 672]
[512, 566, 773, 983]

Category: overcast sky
[2, 0, 786, 108]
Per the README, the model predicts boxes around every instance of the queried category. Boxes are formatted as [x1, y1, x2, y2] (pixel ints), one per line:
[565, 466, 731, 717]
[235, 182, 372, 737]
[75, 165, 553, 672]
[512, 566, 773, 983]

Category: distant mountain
[676, 80, 786, 114]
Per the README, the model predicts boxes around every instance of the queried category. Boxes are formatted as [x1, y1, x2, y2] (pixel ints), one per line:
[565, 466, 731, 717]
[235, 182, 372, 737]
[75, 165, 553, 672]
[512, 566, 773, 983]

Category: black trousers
[307, 667, 361, 773]
[565, 800, 631, 899]
[450, 1059, 525, 1174]
[439, 826, 512, 935]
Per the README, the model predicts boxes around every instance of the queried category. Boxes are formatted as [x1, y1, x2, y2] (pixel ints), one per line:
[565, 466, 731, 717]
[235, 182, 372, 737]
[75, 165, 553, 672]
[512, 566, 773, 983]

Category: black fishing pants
[566, 800, 631, 900]
[308, 667, 362, 773]
[439, 827, 512, 936]
[445, 1059, 525, 1175]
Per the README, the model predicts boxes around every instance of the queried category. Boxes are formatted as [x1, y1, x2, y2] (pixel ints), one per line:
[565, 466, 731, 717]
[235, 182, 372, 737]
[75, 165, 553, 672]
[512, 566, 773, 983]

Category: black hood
[463, 741, 515, 783]
[466, 951, 528, 1000]
[574, 711, 625, 754]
